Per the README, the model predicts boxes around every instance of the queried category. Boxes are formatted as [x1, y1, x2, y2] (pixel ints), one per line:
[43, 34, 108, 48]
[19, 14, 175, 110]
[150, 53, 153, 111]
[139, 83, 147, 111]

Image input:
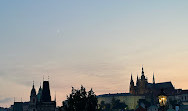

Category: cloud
[0, 97, 12, 103]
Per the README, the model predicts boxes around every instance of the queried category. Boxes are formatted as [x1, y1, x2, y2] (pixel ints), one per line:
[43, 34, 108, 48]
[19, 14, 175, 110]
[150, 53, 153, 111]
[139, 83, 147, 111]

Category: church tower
[29, 81, 37, 111]
[129, 74, 135, 94]
[41, 81, 51, 102]
[137, 66, 149, 95]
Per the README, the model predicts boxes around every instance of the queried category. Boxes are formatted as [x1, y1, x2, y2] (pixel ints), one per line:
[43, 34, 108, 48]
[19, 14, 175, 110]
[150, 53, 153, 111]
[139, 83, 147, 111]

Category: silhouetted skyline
[1, 0, 188, 107]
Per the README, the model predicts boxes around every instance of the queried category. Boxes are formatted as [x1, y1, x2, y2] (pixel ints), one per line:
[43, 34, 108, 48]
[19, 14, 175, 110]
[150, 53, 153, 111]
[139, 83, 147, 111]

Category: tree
[99, 98, 127, 111]
[111, 97, 127, 110]
[65, 85, 98, 111]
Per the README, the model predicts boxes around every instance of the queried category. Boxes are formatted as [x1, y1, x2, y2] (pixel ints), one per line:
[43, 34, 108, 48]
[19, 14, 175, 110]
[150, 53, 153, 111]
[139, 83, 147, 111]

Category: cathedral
[97, 66, 188, 110]
[29, 80, 56, 111]
[129, 67, 175, 96]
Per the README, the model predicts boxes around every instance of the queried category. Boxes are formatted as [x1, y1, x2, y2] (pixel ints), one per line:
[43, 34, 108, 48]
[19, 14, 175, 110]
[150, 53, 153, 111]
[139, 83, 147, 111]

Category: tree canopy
[64, 85, 98, 111]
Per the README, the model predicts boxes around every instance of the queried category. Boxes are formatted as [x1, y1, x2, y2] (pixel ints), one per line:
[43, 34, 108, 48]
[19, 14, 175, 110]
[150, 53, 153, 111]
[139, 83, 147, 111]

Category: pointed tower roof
[31, 81, 36, 96]
[131, 73, 133, 81]
[137, 74, 139, 81]
[130, 73, 134, 86]
[153, 72, 155, 84]
[142, 65, 144, 75]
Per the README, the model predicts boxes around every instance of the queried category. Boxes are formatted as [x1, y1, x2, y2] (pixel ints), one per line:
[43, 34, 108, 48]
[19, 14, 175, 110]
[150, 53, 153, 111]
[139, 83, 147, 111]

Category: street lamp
[158, 89, 167, 111]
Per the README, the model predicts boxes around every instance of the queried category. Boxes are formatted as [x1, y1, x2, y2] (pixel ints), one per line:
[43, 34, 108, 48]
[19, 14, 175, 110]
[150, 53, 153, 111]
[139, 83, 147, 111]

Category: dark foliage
[65, 85, 98, 111]
[99, 98, 127, 111]
[111, 97, 127, 110]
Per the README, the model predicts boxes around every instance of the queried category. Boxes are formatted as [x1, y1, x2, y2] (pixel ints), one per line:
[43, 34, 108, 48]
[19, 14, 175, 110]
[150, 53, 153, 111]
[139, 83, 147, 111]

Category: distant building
[129, 66, 175, 97]
[13, 102, 23, 111]
[28, 80, 56, 111]
[97, 67, 188, 110]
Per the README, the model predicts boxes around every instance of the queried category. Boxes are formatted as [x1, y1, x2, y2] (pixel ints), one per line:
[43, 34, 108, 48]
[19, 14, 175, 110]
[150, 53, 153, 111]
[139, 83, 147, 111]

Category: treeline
[58, 86, 128, 111]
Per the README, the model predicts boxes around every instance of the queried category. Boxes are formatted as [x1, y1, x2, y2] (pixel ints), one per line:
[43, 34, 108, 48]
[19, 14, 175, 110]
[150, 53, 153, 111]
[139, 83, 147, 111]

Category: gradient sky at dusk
[1, 0, 188, 107]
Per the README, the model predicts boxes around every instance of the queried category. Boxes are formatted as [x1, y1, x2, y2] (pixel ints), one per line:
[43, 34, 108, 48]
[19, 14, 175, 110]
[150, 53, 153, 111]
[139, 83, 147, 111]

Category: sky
[1, 0, 188, 107]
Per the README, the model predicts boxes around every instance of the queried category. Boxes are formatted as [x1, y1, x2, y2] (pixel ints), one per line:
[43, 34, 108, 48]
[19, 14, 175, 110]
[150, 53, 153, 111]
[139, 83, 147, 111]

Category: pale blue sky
[1, 0, 188, 107]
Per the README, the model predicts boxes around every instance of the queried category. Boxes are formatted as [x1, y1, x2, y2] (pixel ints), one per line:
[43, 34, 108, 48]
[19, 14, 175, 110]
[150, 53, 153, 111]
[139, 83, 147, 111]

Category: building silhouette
[28, 80, 56, 111]
[130, 66, 175, 96]
[97, 67, 188, 110]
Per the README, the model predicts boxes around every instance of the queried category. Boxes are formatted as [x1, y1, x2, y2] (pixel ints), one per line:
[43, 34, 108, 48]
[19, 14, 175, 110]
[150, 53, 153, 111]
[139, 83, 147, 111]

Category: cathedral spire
[142, 65, 144, 76]
[131, 73, 133, 81]
[130, 73, 135, 94]
[141, 65, 145, 80]
[153, 72, 155, 84]
[32, 80, 35, 89]
[137, 74, 138, 81]
[130, 73, 134, 86]
[31, 81, 36, 97]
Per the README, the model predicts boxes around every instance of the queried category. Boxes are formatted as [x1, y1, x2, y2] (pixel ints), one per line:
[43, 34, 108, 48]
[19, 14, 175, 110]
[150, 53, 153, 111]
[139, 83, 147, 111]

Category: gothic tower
[29, 81, 37, 111]
[41, 81, 51, 102]
[137, 66, 148, 95]
[129, 74, 135, 94]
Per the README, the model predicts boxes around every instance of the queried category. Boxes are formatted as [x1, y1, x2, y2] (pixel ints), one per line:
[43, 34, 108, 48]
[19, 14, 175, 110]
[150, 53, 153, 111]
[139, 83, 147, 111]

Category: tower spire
[153, 72, 155, 84]
[131, 73, 133, 81]
[33, 81, 35, 88]
[142, 65, 144, 75]
[137, 74, 138, 81]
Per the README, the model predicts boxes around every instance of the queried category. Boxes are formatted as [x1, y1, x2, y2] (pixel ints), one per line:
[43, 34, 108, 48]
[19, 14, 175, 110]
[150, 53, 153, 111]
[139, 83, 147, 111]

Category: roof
[97, 93, 131, 97]
[148, 82, 174, 89]
[181, 90, 188, 94]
